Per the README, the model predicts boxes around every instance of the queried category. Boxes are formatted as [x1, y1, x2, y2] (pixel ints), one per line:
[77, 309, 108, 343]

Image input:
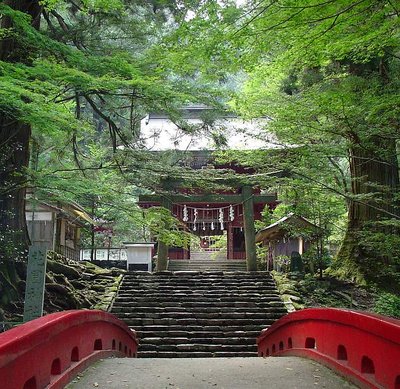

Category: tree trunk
[0, 1, 42, 262]
[336, 134, 400, 281]
[0, 122, 31, 261]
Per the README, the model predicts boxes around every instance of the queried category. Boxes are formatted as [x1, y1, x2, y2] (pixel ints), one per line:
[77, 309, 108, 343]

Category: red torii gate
[139, 190, 278, 271]
[138, 151, 280, 271]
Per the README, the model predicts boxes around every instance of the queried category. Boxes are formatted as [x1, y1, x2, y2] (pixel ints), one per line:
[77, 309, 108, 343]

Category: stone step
[122, 278, 273, 284]
[112, 301, 282, 308]
[167, 263, 247, 266]
[168, 262, 246, 271]
[123, 318, 280, 327]
[117, 285, 278, 292]
[116, 291, 280, 297]
[114, 311, 284, 319]
[168, 260, 246, 263]
[115, 293, 282, 300]
[118, 285, 278, 291]
[139, 337, 256, 345]
[138, 351, 257, 358]
[136, 330, 262, 338]
[167, 266, 246, 269]
[168, 261, 245, 264]
[123, 275, 273, 279]
[116, 293, 281, 299]
[113, 296, 283, 304]
[121, 282, 275, 287]
[120, 286, 276, 291]
[132, 324, 269, 333]
[124, 271, 272, 278]
[168, 264, 246, 266]
[119, 283, 277, 288]
[139, 343, 257, 352]
[133, 276, 273, 279]
[120, 279, 275, 284]
[113, 300, 283, 308]
[112, 307, 285, 315]
[112, 306, 284, 313]
[132, 293, 271, 298]
[124, 272, 272, 276]
[123, 277, 273, 283]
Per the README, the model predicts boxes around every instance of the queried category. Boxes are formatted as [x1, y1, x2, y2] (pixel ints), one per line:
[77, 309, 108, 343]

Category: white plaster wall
[140, 116, 277, 151]
[126, 246, 152, 264]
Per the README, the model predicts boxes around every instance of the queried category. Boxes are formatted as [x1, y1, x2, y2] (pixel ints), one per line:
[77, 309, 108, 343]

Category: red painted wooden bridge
[0, 308, 399, 389]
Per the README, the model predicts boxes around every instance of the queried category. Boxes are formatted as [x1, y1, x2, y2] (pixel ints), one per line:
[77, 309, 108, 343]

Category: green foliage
[40, 0, 124, 11]
[374, 293, 400, 319]
[1, 0, 399, 287]
[228, 1, 400, 284]
[0, 0, 238, 259]
[359, 221, 400, 265]
[0, 1, 226, 144]
[144, 207, 191, 248]
[208, 234, 227, 251]
[274, 271, 376, 311]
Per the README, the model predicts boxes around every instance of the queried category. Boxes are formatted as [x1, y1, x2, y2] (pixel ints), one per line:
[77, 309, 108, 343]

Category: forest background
[0, 1, 399, 314]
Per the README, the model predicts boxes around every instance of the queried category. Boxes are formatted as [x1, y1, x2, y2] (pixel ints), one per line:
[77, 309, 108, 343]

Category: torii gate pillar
[242, 185, 257, 271]
[157, 196, 171, 271]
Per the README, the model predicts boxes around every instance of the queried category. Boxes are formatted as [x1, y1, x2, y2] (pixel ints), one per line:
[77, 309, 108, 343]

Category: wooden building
[26, 196, 94, 261]
[255, 213, 322, 271]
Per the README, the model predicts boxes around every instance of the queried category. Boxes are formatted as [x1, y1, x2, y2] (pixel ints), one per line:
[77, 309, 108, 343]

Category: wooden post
[227, 225, 234, 260]
[242, 185, 257, 271]
[157, 196, 171, 271]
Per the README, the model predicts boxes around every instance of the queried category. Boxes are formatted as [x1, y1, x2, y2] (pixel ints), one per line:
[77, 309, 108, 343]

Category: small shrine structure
[255, 213, 322, 270]
[26, 193, 94, 261]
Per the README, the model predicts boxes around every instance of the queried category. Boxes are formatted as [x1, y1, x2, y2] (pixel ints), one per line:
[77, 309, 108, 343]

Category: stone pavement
[67, 357, 357, 389]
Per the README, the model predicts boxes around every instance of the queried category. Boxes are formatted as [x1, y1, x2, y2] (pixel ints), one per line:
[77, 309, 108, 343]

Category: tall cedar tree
[0, 1, 42, 261]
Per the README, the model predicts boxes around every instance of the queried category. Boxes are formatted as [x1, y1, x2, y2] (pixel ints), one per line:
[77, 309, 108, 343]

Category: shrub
[374, 293, 400, 319]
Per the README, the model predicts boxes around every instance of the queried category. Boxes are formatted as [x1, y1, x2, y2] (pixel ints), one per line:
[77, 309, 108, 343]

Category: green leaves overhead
[40, 0, 124, 12]
[235, 0, 399, 67]
[0, 2, 222, 145]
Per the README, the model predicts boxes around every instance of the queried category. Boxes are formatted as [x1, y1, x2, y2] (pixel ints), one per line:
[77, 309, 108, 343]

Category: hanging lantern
[193, 223, 197, 231]
[194, 208, 198, 223]
[183, 205, 188, 222]
[211, 221, 215, 231]
[203, 222, 206, 231]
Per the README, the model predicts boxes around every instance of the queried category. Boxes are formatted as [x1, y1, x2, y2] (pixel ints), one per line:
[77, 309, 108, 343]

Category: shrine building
[137, 106, 280, 271]
[138, 151, 279, 270]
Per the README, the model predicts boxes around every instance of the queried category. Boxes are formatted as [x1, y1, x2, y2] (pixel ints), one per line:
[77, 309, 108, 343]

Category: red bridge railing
[257, 308, 400, 389]
[0, 310, 138, 389]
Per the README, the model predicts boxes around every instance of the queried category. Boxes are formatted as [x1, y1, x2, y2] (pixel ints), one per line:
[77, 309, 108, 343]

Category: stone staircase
[190, 251, 226, 261]
[110, 271, 287, 358]
[168, 258, 247, 271]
